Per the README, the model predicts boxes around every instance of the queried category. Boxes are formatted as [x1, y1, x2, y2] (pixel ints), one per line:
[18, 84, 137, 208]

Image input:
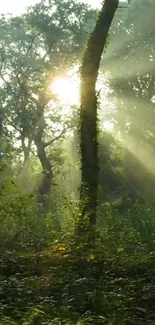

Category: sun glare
[103, 121, 114, 132]
[52, 76, 80, 105]
[51, 73, 113, 132]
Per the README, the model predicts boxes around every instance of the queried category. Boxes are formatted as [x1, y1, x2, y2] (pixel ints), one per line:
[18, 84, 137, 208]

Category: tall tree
[78, 0, 119, 236]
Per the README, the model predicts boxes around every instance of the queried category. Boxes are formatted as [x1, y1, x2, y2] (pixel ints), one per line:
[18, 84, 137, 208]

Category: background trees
[1, 0, 155, 324]
[0, 0, 95, 207]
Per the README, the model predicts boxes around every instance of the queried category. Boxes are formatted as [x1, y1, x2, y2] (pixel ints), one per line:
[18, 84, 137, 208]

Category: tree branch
[26, 32, 41, 56]
[44, 128, 67, 148]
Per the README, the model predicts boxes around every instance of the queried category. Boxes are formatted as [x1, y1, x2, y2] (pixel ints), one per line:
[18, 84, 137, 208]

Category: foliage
[0, 0, 155, 325]
[1, 204, 155, 324]
[0, 0, 96, 203]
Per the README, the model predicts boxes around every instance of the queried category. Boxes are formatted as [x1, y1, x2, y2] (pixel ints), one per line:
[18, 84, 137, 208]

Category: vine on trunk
[78, 0, 119, 238]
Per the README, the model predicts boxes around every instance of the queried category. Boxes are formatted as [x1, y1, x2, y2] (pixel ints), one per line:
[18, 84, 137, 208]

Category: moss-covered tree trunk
[78, 0, 119, 235]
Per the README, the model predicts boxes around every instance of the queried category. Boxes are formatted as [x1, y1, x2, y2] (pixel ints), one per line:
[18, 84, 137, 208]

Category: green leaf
[117, 247, 124, 253]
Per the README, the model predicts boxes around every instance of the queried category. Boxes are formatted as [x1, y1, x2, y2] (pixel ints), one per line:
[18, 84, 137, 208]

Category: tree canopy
[1, 1, 155, 324]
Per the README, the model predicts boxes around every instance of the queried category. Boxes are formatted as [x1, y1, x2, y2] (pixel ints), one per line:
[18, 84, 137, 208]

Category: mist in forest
[0, 1, 155, 324]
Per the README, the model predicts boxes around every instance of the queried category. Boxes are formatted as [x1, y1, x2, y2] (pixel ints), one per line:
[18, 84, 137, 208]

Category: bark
[34, 101, 53, 207]
[17, 136, 32, 187]
[21, 136, 32, 170]
[79, 0, 119, 232]
[36, 140, 53, 199]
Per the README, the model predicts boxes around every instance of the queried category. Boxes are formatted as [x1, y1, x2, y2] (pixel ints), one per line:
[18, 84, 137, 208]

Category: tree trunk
[36, 140, 53, 199]
[78, 0, 119, 234]
[34, 101, 53, 208]
[21, 136, 31, 170]
[17, 136, 32, 188]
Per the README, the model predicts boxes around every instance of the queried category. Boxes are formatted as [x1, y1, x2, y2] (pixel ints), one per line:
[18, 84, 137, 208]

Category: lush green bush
[1, 196, 155, 324]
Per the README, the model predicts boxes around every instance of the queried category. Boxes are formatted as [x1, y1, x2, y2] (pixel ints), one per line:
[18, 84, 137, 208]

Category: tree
[0, 0, 96, 207]
[78, 0, 119, 237]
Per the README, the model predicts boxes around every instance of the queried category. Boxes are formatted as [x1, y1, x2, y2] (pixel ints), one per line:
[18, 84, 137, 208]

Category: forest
[0, 0, 155, 324]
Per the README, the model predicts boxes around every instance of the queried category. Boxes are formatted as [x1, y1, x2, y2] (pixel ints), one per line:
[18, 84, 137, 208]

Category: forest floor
[1, 245, 155, 324]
